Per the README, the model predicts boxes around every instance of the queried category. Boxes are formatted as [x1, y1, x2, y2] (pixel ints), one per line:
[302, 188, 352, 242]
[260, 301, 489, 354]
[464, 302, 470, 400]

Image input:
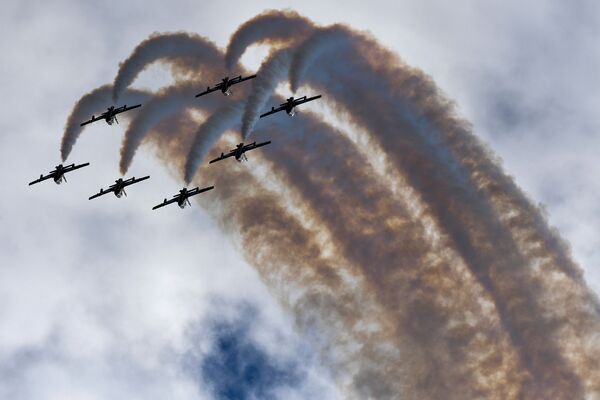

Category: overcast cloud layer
[1, 1, 598, 399]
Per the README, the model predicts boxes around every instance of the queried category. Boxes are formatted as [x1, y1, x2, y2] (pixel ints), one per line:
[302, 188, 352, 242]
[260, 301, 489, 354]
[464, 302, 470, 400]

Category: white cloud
[1, 1, 597, 399]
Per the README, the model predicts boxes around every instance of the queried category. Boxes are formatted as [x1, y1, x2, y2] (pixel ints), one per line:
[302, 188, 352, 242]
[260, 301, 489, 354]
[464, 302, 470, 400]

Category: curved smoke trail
[184, 101, 244, 184]
[60, 85, 149, 161]
[150, 112, 408, 399]
[244, 108, 524, 399]
[116, 33, 256, 175]
[225, 9, 314, 70]
[240, 49, 293, 139]
[119, 83, 223, 175]
[288, 24, 600, 397]
[198, 164, 408, 399]
[165, 92, 518, 397]
[67, 30, 412, 392]
[62, 12, 600, 400]
[289, 26, 346, 93]
[227, 14, 597, 394]
[184, 87, 523, 396]
[112, 32, 222, 102]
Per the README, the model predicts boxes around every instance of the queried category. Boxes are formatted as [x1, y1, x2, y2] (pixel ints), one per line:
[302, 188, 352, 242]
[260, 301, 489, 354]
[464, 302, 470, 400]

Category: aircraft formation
[30, 73, 321, 211]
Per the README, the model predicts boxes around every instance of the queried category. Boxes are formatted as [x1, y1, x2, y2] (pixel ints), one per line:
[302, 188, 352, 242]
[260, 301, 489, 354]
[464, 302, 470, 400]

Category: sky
[1, 1, 599, 399]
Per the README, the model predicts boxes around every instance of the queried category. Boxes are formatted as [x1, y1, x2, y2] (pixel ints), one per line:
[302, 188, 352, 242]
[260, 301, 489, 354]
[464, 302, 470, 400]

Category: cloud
[2, 2, 600, 400]
[184, 302, 305, 400]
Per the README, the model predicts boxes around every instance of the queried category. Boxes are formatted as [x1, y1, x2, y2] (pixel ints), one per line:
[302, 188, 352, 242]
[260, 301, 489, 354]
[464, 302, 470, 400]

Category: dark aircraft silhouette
[195, 74, 257, 97]
[80, 104, 142, 126]
[28, 162, 90, 186]
[209, 141, 271, 164]
[259, 95, 322, 118]
[88, 176, 150, 200]
[152, 185, 215, 210]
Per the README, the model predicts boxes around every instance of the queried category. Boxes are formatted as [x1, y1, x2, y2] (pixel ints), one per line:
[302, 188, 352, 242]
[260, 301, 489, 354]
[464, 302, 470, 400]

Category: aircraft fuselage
[285, 100, 296, 116]
[178, 198, 191, 209]
[113, 180, 126, 198]
[221, 78, 231, 95]
[53, 174, 65, 184]
[53, 165, 65, 184]
[105, 107, 117, 125]
[234, 144, 247, 161]
[177, 189, 189, 208]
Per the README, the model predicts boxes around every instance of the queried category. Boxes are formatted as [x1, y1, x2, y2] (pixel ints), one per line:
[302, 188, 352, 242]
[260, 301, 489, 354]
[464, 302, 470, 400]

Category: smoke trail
[348, 28, 600, 394]
[112, 32, 222, 102]
[286, 27, 555, 394]
[249, 110, 526, 399]
[183, 85, 525, 396]
[289, 27, 346, 93]
[288, 25, 600, 397]
[65, 27, 419, 397]
[240, 49, 293, 139]
[115, 32, 257, 175]
[149, 115, 409, 399]
[118, 83, 225, 174]
[183, 101, 244, 184]
[225, 9, 314, 70]
[60, 85, 149, 161]
[62, 11, 600, 399]
[197, 164, 408, 399]
[118, 25, 584, 396]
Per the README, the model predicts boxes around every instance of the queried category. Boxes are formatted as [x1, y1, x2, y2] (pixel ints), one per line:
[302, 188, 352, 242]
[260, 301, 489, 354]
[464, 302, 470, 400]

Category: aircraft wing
[259, 105, 286, 118]
[243, 140, 271, 151]
[152, 186, 214, 210]
[28, 172, 56, 186]
[114, 104, 142, 115]
[195, 82, 224, 97]
[88, 187, 113, 200]
[209, 150, 236, 164]
[80, 111, 108, 127]
[231, 74, 257, 86]
[123, 175, 150, 187]
[187, 185, 215, 198]
[293, 94, 322, 106]
[63, 162, 90, 173]
[152, 196, 180, 210]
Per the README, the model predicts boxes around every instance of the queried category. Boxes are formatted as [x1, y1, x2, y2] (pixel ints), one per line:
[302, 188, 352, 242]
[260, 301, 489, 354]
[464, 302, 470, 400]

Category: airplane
[80, 104, 142, 126]
[28, 162, 90, 186]
[259, 95, 322, 118]
[152, 185, 215, 210]
[209, 141, 271, 164]
[195, 74, 257, 97]
[88, 176, 150, 200]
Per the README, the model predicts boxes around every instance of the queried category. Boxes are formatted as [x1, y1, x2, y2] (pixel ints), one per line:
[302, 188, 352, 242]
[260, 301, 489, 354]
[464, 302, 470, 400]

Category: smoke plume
[184, 101, 244, 184]
[285, 24, 600, 397]
[60, 85, 149, 161]
[118, 83, 211, 174]
[61, 11, 600, 400]
[225, 9, 314, 71]
[112, 32, 222, 102]
[240, 49, 293, 138]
